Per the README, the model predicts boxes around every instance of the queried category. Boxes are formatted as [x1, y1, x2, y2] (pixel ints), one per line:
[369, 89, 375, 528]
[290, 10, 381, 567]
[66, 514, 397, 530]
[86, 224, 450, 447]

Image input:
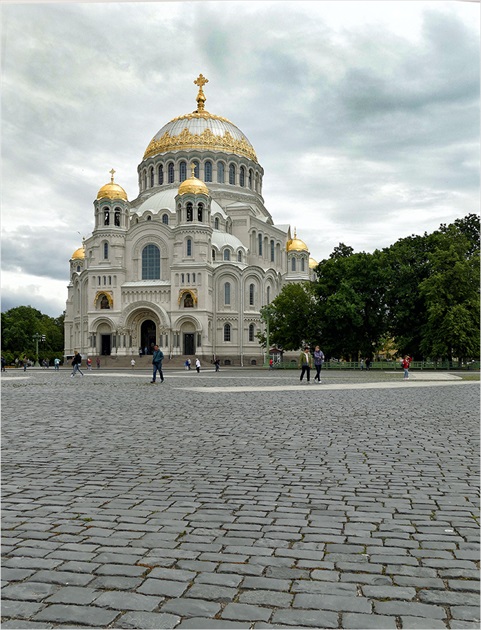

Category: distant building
[65, 75, 318, 364]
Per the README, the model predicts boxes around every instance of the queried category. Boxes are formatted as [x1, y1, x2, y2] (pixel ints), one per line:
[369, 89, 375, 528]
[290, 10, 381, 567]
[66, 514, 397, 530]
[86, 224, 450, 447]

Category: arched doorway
[141, 320, 157, 355]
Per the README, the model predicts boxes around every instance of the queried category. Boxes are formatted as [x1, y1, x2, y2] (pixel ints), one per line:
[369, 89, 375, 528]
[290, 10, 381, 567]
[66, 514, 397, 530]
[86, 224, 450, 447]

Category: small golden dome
[97, 169, 128, 201]
[178, 165, 209, 196]
[287, 229, 309, 252]
[72, 246, 85, 260]
[309, 257, 318, 269]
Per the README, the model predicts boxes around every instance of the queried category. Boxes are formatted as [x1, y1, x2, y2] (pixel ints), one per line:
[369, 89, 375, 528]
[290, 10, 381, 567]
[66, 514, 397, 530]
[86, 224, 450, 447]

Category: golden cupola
[71, 246, 85, 260]
[287, 229, 309, 252]
[143, 74, 257, 163]
[178, 164, 209, 196]
[309, 257, 318, 269]
[97, 169, 128, 201]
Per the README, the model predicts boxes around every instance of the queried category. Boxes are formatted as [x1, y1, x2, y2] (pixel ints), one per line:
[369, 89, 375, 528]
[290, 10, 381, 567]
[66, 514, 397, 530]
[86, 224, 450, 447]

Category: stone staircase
[86, 354, 210, 369]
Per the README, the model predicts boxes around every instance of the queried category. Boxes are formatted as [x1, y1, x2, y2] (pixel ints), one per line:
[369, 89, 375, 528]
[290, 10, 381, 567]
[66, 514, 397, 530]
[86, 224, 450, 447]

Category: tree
[1, 306, 64, 362]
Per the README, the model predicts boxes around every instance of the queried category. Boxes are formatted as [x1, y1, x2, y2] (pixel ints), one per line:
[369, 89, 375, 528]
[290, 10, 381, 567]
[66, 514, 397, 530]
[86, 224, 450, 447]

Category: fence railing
[272, 360, 480, 371]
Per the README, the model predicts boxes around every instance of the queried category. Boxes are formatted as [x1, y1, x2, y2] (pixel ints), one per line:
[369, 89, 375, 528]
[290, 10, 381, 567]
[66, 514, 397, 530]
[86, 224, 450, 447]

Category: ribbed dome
[178, 174, 209, 196]
[97, 170, 128, 201]
[287, 230, 309, 252]
[71, 247, 85, 260]
[143, 75, 257, 162]
[309, 257, 318, 269]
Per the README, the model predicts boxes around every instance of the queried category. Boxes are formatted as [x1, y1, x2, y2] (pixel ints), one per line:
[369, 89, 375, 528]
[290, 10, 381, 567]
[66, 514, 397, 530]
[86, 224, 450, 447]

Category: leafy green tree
[1, 306, 64, 361]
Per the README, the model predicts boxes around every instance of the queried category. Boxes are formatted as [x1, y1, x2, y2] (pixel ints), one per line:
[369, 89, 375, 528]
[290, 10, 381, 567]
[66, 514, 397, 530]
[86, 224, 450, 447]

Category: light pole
[32, 333, 46, 367]
[263, 305, 274, 367]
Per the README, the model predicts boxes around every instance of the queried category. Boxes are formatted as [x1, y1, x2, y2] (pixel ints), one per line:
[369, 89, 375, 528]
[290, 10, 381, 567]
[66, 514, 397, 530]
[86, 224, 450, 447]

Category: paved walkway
[2, 369, 479, 629]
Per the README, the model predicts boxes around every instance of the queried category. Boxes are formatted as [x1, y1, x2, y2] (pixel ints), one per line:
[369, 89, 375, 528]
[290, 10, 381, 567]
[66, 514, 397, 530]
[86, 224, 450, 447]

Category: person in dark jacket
[71, 351, 84, 377]
[151, 345, 164, 383]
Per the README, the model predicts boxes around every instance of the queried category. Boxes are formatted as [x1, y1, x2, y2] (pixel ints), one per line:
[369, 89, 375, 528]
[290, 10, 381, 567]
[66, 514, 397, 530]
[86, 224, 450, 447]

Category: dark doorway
[184, 333, 195, 356]
[101, 334, 111, 356]
[141, 320, 157, 354]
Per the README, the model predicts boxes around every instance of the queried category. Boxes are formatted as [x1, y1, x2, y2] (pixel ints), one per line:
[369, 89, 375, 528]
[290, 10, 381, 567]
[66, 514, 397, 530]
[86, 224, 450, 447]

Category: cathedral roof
[287, 229, 309, 252]
[211, 231, 246, 252]
[132, 188, 224, 216]
[71, 246, 85, 260]
[97, 170, 128, 201]
[143, 75, 257, 163]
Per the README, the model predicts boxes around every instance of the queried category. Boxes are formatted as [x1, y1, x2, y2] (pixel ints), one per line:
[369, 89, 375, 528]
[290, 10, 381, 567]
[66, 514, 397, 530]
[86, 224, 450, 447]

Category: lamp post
[263, 305, 274, 367]
[32, 333, 46, 367]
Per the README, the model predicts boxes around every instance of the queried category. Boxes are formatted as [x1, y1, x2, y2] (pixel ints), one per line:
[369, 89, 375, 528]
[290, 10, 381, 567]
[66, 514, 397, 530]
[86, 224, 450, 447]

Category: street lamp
[32, 333, 46, 367]
[262, 305, 274, 367]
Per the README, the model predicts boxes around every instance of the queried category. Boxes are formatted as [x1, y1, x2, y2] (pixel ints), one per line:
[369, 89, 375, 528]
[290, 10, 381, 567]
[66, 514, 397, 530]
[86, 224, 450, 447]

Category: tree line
[260, 214, 480, 364]
[1, 306, 65, 366]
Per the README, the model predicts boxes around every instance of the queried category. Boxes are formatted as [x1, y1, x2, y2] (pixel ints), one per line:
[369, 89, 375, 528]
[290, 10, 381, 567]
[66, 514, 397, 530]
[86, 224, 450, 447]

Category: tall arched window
[224, 323, 231, 342]
[150, 167, 154, 187]
[267, 286, 271, 304]
[162, 213, 169, 225]
[291, 257, 296, 272]
[197, 203, 203, 222]
[103, 208, 109, 226]
[186, 239, 192, 257]
[224, 282, 231, 305]
[249, 283, 255, 306]
[142, 244, 160, 279]
[214, 217, 219, 230]
[217, 162, 225, 183]
[249, 169, 253, 189]
[158, 164, 164, 185]
[249, 324, 255, 342]
[301, 257, 305, 271]
[240, 166, 245, 187]
[179, 161, 187, 182]
[224, 249, 230, 261]
[212, 249, 216, 261]
[103, 242, 109, 259]
[114, 210, 121, 227]
[270, 240, 275, 262]
[186, 202, 193, 222]
[229, 164, 236, 185]
[258, 234, 263, 256]
[205, 161, 212, 182]
[168, 162, 174, 183]
[237, 250, 243, 262]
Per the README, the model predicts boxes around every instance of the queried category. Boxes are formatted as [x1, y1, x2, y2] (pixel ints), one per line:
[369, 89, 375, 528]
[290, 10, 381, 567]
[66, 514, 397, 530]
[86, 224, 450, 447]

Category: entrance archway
[141, 320, 157, 354]
[184, 333, 195, 355]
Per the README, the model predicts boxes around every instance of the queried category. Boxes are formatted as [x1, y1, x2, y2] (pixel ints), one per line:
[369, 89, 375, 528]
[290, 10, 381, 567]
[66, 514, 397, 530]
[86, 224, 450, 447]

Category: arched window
[258, 233, 263, 256]
[217, 162, 225, 183]
[181, 273, 185, 283]
[186, 238, 192, 257]
[150, 167, 154, 187]
[103, 242, 109, 259]
[214, 217, 219, 230]
[224, 323, 231, 342]
[224, 282, 231, 305]
[240, 166, 245, 187]
[162, 213, 169, 225]
[186, 202, 193, 222]
[270, 240, 275, 262]
[249, 324, 255, 342]
[229, 164, 236, 185]
[168, 162, 174, 183]
[184, 292, 194, 308]
[158, 164, 164, 185]
[142, 244, 160, 279]
[197, 203, 203, 222]
[301, 257, 305, 271]
[291, 257, 296, 272]
[179, 161, 187, 182]
[114, 210, 121, 227]
[100, 295, 110, 309]
[224, 249, 230, 261]
[267, 286, 271, 304]
[249, 169, 253, 189]
[205, 161, 212, 182]
[237, 250, 242, 262]
[103, 208, 109, 226]
[249, 283, 255, 306]
[193, 161, 199, 178]
[212, 249, 216, 261]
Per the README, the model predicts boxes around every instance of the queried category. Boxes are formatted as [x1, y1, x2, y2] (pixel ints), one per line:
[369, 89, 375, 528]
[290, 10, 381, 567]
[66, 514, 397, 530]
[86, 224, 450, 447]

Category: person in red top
[402, 355, 412, 379]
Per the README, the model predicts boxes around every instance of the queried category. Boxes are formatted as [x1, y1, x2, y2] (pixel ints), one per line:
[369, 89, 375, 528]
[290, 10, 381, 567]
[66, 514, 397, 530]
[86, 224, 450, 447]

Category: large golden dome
[71, 246, 85, 260]
[143, 74, 257, 163]
[287, 230, 309, 252]
[97, 170, 128, 201]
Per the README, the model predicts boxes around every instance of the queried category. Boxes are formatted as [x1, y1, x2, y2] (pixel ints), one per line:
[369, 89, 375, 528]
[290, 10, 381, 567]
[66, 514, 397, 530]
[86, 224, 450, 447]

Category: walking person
[87, 357, 92, 370]
[402, 355, 412, 379]
[150, 345, 164, 383]
[298, 346, 313, 384]
[71, 351, 84, 377]
[195, 358, 201, 373]
[54, 357, 60, 371]
[214, 358, 220, 372]
[131, 358, 136, 370]
[313, 345, 325, 383]
[96, 356, 101, 369]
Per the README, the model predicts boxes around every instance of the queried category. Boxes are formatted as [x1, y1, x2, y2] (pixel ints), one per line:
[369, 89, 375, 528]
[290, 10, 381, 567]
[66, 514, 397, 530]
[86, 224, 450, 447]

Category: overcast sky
[1, 0, 479, 318]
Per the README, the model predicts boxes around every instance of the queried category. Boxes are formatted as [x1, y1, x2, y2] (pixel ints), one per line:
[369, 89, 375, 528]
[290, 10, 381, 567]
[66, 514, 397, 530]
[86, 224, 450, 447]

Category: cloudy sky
[1, 0, 479, 318]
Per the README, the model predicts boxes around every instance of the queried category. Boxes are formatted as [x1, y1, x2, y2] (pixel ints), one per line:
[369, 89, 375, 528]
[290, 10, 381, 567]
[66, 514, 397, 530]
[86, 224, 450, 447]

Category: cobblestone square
[2, 368, 480, 628]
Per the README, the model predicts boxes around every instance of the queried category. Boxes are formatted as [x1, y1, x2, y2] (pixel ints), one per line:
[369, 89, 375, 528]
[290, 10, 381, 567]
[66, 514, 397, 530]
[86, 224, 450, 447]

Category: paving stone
[450, 606, 481, 621]
[161, 597, 221, 618]
[196, 572, 243, 587]
[293, 593, 372, 613]
[342, 613, 398, 628]
[1, 599, 45, 619]
[33, 604, 119, 626]
[238, 589, 293, 607]
[94, 590, 161, 611]
[361, 585, 416, 599]
[176, 619, 250, 629]
[271, 608, 338, 627]
[374, 601, 446, 619]
[400, 617, 448, 629]
[185, 582, 238, 602]
[29, 570, 95, 586]
[89, 575, 144, 590]
[45, 585, 99, 605]
[222, 602, 272, 622]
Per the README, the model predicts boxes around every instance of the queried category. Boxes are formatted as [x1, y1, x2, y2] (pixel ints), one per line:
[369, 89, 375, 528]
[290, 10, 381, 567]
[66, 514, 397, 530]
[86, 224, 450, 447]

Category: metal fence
[272, 360, 480, 371]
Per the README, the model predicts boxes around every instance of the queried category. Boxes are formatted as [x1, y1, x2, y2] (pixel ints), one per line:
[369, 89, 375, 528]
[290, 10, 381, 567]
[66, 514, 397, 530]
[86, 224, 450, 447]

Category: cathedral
[64, 75, 317, 365]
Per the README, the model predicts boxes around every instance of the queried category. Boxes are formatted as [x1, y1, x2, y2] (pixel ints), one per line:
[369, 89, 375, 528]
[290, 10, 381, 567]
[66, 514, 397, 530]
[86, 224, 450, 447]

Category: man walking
[151, 345, 164, 383]
[298, 346, 313, 384]
[71, 351, 84, 377]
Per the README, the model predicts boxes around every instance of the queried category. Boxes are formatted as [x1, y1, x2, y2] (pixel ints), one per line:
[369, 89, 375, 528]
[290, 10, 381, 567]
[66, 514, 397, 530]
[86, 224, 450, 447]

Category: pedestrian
[1, 356, 6, 372]
[269, 358, 273, 370]
[360, 358, 364, 370]
[365, 358, 371, 370]
[150, 345, 164, 383]
[139, 347, 143, 357]
[131, 358, 136, 369]
[187, 358, 191, 370]
[71, 351, 84, 377]
[195, 358, 201, 373]
[23, 358, 28, 372]
[87, 357, 92, 370]
[402, 355, 412, 379]
[144, 346, 148, 356]
[54, 358, 60, 371]
[214, 358, 220, 372]
[313, 345, 325, 383]
[298, 345, 313, 383]
[184, 359, 190, 370]
[96, 357, 100, 369]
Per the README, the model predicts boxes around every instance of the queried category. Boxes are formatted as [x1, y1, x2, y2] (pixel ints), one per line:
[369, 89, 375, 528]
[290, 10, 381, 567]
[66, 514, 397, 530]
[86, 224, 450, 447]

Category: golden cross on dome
[190, 163, 196, 178]
[110, 168, 116, 182]
[194, 74, 208, 112]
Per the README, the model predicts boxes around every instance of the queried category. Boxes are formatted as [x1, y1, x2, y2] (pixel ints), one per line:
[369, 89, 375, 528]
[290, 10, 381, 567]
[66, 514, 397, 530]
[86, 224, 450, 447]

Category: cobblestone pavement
[2, 368, 479, 629]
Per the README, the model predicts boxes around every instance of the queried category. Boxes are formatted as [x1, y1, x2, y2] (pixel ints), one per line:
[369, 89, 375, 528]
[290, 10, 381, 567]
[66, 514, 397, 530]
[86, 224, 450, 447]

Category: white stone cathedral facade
[64, 75, 317, 365]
